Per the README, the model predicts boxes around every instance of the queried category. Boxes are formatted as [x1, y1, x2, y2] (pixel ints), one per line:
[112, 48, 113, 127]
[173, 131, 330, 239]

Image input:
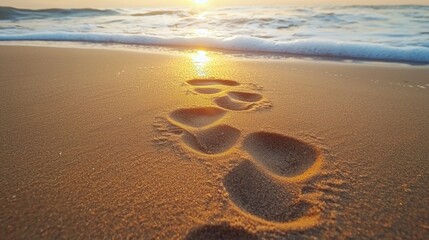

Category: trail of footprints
[155, 78, 333, 237]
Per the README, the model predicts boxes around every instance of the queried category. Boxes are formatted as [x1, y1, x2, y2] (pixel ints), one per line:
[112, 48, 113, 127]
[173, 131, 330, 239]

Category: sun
[194, 0, 208, 4]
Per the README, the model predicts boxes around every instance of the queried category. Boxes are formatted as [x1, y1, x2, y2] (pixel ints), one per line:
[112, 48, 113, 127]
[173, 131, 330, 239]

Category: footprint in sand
[168, 107, 226, 128]
[181, 125, 241, 155]
[187, 78, 241, 87]
[193, 88, 223, 95]
[167, 106, 241, 155]
[243, 131, 321, 178]
[223, 160, 312, 223]
[214, 96, 256, 111]
[227, 91, 263, 102]
[187, 78, 268, 112]
[220, 131, 324, 225]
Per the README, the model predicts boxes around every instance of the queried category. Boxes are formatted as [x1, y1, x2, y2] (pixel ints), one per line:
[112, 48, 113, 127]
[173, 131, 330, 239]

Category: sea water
[0, 5, 428, 63]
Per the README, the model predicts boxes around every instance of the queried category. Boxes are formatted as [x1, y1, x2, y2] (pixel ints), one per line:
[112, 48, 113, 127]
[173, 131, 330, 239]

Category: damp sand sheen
[1, 46, 429, 239]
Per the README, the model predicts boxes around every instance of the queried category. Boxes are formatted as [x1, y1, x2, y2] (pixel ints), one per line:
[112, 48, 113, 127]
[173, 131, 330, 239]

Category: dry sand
[0, 46, 428, 239]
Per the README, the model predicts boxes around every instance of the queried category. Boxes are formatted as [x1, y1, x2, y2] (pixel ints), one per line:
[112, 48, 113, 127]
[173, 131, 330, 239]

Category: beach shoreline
[1, 45, 428, 239]
[1, 40, 429, 66]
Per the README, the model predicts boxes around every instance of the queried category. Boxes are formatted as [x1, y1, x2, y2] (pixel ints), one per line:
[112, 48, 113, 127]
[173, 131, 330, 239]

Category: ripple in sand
[181, 125, 241, 155]
[223, 161, 311, 223]
[187, 79, 241, 87]
[185, 224, 258, 240]
[194, 87, 223, 94]
[169, 107, 226, 128]
[214, 96, 255, 111]
[227, 91, 263, 102]
[243, 132, 319, 178]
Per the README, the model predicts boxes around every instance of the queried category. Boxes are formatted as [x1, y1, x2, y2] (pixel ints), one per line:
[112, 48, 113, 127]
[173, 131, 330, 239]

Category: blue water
[1, 5, 429, 63]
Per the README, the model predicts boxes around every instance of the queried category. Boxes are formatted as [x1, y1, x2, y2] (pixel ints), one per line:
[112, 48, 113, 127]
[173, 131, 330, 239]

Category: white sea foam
[1, 32, 429, 63]
[1, 6, 428, 63]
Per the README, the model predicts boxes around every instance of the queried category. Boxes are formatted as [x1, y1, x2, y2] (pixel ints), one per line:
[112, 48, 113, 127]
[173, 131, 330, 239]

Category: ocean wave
[1, 6, 428, 64]
[331, 5, 429, 10]
[1, 32, 428, 63]
[0, 6, 117, 20]
[131, 10, 189, 17]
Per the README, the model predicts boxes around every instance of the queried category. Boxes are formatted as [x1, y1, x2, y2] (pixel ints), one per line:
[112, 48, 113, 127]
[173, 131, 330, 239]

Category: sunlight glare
[194, 0, 208, 5]
[192, 50, 210, 65]
[191, 50, 210, 76]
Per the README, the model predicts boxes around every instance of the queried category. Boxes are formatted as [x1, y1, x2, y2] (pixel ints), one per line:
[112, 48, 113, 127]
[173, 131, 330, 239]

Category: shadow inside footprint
[243, 132, 319, 177]
[194, 88, 222, 94]
[187, 79, 241, 87]
[214, 96, 255, 111]
[169, 107, 226, 128]
[182, 125, 241, 154]
[185, 224, 258, 240]
[224, 161, 311, 223]
[227, 91, 263, 102]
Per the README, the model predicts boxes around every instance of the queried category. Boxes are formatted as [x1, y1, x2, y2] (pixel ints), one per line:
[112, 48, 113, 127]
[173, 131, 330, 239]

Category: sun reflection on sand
[191, 50, 210, 76]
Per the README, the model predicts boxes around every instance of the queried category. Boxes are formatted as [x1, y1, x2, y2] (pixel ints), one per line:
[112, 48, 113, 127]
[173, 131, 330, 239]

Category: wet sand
[0, 46, 428, 239]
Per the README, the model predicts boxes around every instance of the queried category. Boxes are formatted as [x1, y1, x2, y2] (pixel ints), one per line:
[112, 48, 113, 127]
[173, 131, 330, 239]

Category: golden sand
[0, 46, 428, 239]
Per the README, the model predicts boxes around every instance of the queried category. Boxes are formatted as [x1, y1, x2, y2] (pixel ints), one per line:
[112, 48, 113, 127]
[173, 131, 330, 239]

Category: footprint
[243, 132, 319, 178]
[169, 107, 226, 128]
[187, 79, 241, 87]
[185, 224, 258, 240]
[214, 96, 255, 111]
[181, 125, 241, 155]
[223, 160, 311, 223]
[227, 91, 263, 103]
[194, 88, 223, 94]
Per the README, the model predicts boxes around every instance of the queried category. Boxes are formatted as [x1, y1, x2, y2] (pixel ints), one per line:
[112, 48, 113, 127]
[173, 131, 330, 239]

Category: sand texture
[1, 46, 429, 239]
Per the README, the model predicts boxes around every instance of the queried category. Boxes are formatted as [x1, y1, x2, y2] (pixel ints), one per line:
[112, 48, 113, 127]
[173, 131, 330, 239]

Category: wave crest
[0, 7, 117, 20]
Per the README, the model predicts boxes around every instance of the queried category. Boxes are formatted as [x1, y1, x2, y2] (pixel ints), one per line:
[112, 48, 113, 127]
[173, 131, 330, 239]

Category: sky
[2, 0, 428, 8]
